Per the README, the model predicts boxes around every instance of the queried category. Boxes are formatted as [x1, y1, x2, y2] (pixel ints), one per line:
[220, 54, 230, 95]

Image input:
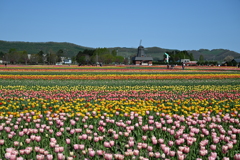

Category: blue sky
[1, 0, 240, 53]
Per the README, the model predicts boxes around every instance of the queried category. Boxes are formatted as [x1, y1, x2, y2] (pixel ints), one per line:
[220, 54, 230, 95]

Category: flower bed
[0, 66, 240, 160]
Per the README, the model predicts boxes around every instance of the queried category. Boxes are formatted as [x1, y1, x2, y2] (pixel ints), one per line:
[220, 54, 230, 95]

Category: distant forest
[0, 40, 240, 65]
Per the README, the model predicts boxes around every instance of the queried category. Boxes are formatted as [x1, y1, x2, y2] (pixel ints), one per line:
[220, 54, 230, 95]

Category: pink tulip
[122, 131, 128, 137]
[19, 149, 25, 155]
[142, 143, 148, 149]
[25, 138, 31, 144]
[98, 126, 105, 132]
[59, 147, 64, 152]
[73, 144, 78, 150]
[199, 149, 208, 156]
[0, 139, 4, 145]
[212, 137, 219, 144]
[89, 150, 96, 157]
[149, 126, 154, 131]
[50, 142, 56, 148]
[210, 144, 216, 151]
[49, 129, 54, 134]
[56, 132, 62, 137]
[178, 154, 185, 160]
[183, 146, 190, 153]
[38, 148, 44, 154]
[82, 134, 88, 140]
[158, 138, 164, 144]
[104, 153, 113, 160]
[66, 138, 71, 144]
[234, 153, 240, 160]
[79, 144, 85, 150]
[163, 147, 170, 155]
[104, 142, 111, 148]
[222, 145, 228, 153]
[35, 136, 41, 142]
[8, 134, 13, 139]
[208, 156, 216, 160]
[160, 144, 166, 150]
[13, 141, 19, 146]
[36, 154, 44, 160]
[18, 131, 24, 136]
[147, 146, 153, 152]
[168, 141, 174, 146]
[5, 152, 11, 159]
[142, 135, 147, 141]
[151, 138, 157, 145]
[210, 152, 217, 158]
[57, 153, 65, 160]
[126, 140, 133, 147]
[46, 154, 53, 160]
[169, 151, 176, 157]
[70, 129, 75, 134]
[155, 152, 161, 158]
[54, 147, 60, 153]
[97, 150, 104, 156]
[94, 137, 99, 142]
[149, 152, 154, 157]
[133, 150, 139, 156]
[25, 148, 32, 155]
[109, 140, 115, 146]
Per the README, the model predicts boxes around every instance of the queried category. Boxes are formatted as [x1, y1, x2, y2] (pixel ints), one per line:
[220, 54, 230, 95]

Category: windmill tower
[132, 40, 153, 65]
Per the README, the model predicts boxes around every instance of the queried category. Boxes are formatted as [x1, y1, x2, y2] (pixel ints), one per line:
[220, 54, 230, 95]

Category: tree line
[164, 50, 195, 63]
[76, 48, 126, 65]
[0, 48, 126, 65]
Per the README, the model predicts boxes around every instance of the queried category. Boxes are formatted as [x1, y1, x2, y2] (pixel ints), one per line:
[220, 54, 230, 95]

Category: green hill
[0, 40, 91, 57]
[0, 40, 240, 61]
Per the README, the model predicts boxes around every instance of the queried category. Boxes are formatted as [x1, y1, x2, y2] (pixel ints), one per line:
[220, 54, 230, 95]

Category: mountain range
[1, 40, 240, 62]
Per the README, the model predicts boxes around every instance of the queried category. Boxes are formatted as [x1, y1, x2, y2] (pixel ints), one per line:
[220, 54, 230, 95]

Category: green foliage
[164, 50, 194, 63]
[0, 51, 4, 58]
[0, 79, 239, 87]
[199, 55, 204, 62]
[76, 48, 125, 65]
[197, 61, 218, 66]
[76, 49, 96, 65]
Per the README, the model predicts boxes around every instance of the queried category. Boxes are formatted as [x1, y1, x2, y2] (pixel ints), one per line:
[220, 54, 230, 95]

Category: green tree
[0, 51, 4, 59]
[56, 49, 64, 62]
[20, 50, 28, 65]
[29, 54, 39, 64]
[189, 53, 194, 61]
[199, 55, 204, 62]
[111, 50, 117, 56]
[115, 56, 124, 64]
[76, 51, 86, 65]
[37, 50, 45, 64]
[71, 56, 76, 64]
[47, 49, 57, 65]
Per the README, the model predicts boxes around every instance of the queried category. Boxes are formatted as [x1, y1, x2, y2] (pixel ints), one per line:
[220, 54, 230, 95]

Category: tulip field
[0, 65, 240, 160]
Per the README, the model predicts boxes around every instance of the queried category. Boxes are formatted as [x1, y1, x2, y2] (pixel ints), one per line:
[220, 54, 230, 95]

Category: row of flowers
[0, 74, 240, 80]
[0, 66, 239, 159]
[1, 110, 240, 160]
[0, 95, 239, 118]
[0, 85, 239, 158]
[1, 84, 239, 91]
[0, 69, 212, 72]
